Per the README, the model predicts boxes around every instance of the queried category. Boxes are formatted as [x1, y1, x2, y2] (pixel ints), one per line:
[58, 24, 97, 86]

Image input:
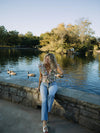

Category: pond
[0, 48, 100, 95]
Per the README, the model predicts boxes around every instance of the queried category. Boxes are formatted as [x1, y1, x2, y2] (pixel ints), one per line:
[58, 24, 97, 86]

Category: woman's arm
[38, 71, 42, 91]
[56, 65, 64, 78]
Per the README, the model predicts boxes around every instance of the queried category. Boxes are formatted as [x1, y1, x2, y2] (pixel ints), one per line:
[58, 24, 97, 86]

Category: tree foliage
[0, 26, 40, 48]
[40, 19, 98, 54]
[0, 26, 8, 45]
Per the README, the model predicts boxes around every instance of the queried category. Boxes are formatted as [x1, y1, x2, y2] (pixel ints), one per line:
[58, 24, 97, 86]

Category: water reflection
[93, 51, 100, 78]
[0, 49, 100, 95]
[39, 52, 95, 69]
[0, 49, 39, 69]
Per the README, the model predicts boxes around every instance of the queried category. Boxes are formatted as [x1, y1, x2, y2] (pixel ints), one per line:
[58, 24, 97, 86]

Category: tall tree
[0, 26, 8, 45]
[53, 23, 66, 43]
[25, 31, 33, 38]
[76, 18, 94, 43]
[7, 30, 19, 45]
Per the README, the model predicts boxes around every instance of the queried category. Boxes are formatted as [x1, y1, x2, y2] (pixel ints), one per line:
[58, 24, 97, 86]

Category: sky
[0, 0, 100, 37]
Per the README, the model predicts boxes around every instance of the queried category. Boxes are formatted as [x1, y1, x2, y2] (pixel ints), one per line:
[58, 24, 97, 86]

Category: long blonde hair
[43, 53, 57, 70]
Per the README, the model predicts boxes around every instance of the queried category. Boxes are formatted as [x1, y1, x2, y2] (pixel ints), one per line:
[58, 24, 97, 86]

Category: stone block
[12, 95, 23, 103]
[0, 88, 3, 95]
[77, 100, 100, 111]
[17, 90, 27, 97]
[65, 105, 79, 122]
[69, 103, 76, 107]
[21, 98, 32, 107]
[27, 92, 33, 100]
[79, 115, 100, 132]
[20, 91, 27, 97]
[3, 86, 9, 91]
[17, 90, 21, 96]
[9, 87, 17, 95]
[32, 93, 39, 101]
[1, 91, 11, 101]
[0, 85, 2, 88]
[85, 107, 100, 114]
[80, 109, 100, 120]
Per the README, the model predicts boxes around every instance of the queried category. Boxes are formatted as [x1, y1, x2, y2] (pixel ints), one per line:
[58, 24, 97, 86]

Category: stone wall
[0, 81, 100, 133]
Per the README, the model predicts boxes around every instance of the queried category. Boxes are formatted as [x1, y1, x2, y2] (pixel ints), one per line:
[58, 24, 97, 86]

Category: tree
[76, 18, 94, 44]
[25, 31, 33, 38]
[7, 30, 19, 46]
[0, 26, 8, 45]
[66, 24, 79, 44]
[40, 32, 51, 45]
[52, 23, 67, 43]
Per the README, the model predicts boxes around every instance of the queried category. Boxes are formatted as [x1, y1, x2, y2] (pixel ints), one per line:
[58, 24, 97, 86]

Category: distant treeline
[0, 18, 100, 53]
[0, 26, 40, 48]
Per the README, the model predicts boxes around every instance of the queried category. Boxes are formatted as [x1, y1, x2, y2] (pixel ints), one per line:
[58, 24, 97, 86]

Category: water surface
[0, 49, 100, 95]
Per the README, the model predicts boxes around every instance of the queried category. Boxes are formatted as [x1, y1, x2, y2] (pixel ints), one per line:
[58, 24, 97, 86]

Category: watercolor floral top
[39, 62, 57, 83]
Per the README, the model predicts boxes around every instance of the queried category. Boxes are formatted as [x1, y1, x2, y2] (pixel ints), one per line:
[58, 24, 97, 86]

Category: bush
[78, 45, 88, 54]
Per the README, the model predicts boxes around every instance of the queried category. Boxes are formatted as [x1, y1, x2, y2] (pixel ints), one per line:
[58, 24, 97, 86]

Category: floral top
[39, 62, 57, 83]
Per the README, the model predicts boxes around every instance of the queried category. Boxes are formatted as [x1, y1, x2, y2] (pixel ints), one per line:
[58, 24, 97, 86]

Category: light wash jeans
[40, 81, 58, 121]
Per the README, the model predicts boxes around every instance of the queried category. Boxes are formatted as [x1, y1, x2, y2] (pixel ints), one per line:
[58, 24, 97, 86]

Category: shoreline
[0, 47, 35, 49]
[1, 46, 100, 55]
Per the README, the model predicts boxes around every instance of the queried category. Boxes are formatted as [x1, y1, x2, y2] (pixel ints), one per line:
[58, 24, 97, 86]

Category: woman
[37, 53, 63, 133]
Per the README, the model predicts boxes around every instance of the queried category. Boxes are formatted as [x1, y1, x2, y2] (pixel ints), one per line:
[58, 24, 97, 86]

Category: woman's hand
[55, 74, 64, 78]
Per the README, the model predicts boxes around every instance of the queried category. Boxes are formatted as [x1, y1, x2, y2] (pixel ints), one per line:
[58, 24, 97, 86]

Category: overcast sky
[0, 0, 100, 37]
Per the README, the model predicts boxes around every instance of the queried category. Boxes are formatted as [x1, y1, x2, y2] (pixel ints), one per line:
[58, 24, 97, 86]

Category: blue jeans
[40, 81, 58, 121]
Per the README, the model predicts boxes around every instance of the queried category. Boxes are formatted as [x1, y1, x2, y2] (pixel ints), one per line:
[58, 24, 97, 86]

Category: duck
[27, 72, 36, 77]
[9, 71, 16, 75]
[7, 69, 13, 74]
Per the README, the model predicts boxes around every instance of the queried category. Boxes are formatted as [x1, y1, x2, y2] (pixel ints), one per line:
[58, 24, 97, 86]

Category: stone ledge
[57, 87, 100, 106]
[0, 80, 100, 133]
